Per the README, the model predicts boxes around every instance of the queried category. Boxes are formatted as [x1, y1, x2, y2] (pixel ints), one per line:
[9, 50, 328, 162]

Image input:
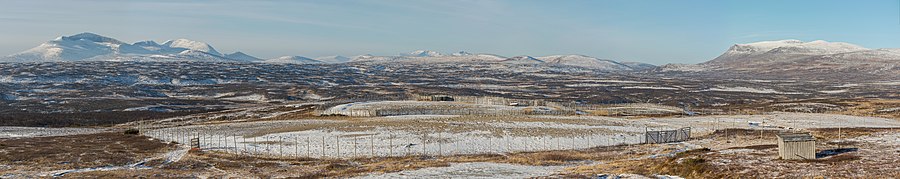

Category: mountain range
[2, 32, 898, 75]
[0, 32, 654, 71]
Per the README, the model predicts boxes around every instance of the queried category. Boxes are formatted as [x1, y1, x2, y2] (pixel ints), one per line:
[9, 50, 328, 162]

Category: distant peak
[228, 51, 247, 55]
[224, 51, 261, 62]
[727, 39, 868, 54]
[58, 32, 123, 44]
[451, 51, 473, 56]
[133, 40, 160, 46]
[162, 38, 221, 56]
[163, 39, 208, 47]
[404, 50, 443, 57]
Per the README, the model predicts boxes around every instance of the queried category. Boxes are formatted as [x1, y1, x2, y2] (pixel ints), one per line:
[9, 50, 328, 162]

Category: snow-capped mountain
[658, 39, 900, 80]
[2, 33, 656, 71]
[263, 56, 323, 64]
[224, 52, 262, 62]
[619, 61, 658, 71]
[3, 33, 123, 62]
[162, 39, 222, 56]
[315, 55, 351, 63]
[1, 32, 243, 62]
[451, 51, 474, 56]
[502, 56, 544, 64]
[403, 50, 443, 57]
[537, 54, 636, 71]
[350, 54, 406, 62]
[706, 39, 869, 66]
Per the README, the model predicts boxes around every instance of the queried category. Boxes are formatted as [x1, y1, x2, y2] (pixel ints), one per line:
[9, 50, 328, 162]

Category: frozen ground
[0, 127, 107, 139]
[353, 162, 563, 179]
[144, 113, 900, 159]
[320, 101, 566, 116]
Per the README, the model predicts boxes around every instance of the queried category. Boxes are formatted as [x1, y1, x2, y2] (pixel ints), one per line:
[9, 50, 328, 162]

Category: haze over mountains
[2, 32, 898, 75]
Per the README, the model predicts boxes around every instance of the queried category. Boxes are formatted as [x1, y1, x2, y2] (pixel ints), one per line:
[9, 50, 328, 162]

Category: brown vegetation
[566, 148, 729, 179]
[0, 110, 214, 127]
[0, 132, 174, 173]
[65, 144, 645, 178]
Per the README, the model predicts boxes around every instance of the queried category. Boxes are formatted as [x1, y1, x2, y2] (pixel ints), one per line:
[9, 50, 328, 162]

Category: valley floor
[2, 112, 900, 178]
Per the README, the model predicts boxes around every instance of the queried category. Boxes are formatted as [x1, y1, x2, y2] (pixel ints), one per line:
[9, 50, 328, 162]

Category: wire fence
[144, 128, 651, 159]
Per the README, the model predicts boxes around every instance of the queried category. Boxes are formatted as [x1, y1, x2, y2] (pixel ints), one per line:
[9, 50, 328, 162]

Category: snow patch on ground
[622, 86, 680, 90]
[353, 162, 563, 179]
[819, 90, 847, 94]
[695, 86, 806, 94]
[0, 127, 107, 139]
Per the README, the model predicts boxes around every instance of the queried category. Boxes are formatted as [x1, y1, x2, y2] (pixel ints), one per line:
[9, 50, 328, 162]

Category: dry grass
[0, 132, 174, 173]
[65, 144, 645, 178]
[808, 127, 897, 139]
[831, 98, 900, 120]
[566, 148, 729, 179]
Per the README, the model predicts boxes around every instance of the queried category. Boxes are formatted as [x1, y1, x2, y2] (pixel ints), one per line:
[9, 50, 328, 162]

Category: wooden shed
[776, 132, 816, 160]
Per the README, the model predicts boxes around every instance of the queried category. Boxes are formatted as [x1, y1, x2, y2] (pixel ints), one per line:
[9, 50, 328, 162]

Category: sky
[0, 0, 899, 64]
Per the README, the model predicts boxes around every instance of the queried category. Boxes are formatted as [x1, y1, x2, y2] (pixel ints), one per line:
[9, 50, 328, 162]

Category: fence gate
[645, 127, 691, 144]
[190, 138, 200, 149]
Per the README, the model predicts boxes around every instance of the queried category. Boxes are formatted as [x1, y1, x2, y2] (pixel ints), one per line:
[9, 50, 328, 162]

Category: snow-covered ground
[147, 125, 643, 159]
[0, 127, 107, 139]
[693, 86, 807, 94]
[144, 113, 900, 159]
[353, 162, 563, 179]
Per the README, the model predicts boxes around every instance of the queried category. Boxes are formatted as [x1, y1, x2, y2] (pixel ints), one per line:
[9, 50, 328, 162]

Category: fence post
[389, 133, 393, 156]
[322, 136, 326, 158]
[588, 132, 593, 148]
[354, 137, 358, 158]
[542, 136, 547, 150]
[337, 136, 341, 158]
[231, 132, 234, 153]
[505, 135, 512, 153]
[280, 136, 284, 158]
[370, 136, 375, 157]
[438, 132, 442, 156]
[306, 136, 310, 158]
[488, 136, 493, 153]
[571, 133, 576, 150]
[422, 132, 426, 156]
[556, 135, 561, 150]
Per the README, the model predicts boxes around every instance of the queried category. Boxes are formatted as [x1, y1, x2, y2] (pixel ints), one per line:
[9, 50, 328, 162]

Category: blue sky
[1, 0, 898, 64]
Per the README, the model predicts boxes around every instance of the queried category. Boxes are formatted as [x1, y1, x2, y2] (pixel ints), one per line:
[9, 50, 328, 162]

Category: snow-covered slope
[3, 33, 122, 62]
[677, 39, 900, 79]
[619, 61, 657, 71]
[403, 50, 443, 57]
[1, 32, 241, 62]
[537, 55, 635, 71]
[501, 56, 544, 64]
[162, 39, 222, 56]
[706, 39, 869, 65]
[224, 52, 262, 62]
[451, 51, 474, 56]
[315, 55, 351, 63]
[263, 56, 323, 64]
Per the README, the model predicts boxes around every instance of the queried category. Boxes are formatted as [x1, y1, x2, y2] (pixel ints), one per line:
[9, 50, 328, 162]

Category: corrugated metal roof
[777, 132, 816, 142]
